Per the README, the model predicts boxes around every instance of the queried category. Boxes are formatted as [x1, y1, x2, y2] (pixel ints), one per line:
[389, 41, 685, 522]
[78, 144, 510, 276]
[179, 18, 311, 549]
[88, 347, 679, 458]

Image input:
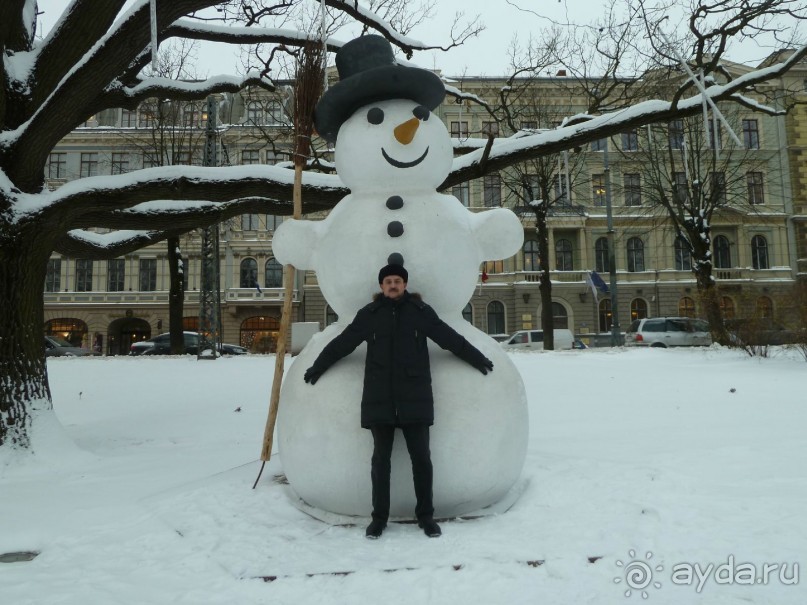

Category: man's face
[380, 275, 406, 300]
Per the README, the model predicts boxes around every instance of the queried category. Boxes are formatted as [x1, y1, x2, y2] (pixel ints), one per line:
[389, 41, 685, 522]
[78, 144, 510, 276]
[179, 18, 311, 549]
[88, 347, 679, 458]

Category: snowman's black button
[388, 252, 404, 266]
[386, 195, 403, 210]
[387, 221, 404, 237]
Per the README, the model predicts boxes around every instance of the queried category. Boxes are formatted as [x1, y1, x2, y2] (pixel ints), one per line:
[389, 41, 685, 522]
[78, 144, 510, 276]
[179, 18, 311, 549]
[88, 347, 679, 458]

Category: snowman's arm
[471, 208, 524, 261]
[271, 218, 321, 269]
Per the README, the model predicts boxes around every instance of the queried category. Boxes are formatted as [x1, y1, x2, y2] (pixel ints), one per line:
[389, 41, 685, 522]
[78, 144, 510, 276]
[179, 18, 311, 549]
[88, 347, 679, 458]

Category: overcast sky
[38, 0, 799, 78]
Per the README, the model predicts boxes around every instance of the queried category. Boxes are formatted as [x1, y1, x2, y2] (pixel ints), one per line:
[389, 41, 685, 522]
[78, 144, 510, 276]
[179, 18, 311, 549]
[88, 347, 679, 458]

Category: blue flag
[589, 271, 609, 293]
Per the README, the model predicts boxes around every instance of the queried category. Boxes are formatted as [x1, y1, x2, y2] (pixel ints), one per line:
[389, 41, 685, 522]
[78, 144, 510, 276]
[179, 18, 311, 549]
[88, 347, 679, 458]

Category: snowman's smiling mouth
[381, 147, 429, 169]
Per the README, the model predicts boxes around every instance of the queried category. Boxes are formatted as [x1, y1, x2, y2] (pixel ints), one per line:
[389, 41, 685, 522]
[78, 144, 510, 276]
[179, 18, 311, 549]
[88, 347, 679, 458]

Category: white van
[501, 329, 574, 350]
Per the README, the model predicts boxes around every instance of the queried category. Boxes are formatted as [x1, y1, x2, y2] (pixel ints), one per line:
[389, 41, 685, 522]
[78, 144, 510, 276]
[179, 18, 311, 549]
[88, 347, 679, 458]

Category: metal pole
[198, 96, 220, 359]
[604, 139, 621, 346]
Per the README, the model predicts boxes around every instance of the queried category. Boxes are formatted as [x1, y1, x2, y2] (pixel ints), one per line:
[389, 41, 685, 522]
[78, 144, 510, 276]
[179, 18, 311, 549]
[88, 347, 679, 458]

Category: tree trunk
[694, 265, 730, 345]
[167, 236, 185, 354]
[536, 212, 555, 350]
[0, 220, 54, 449]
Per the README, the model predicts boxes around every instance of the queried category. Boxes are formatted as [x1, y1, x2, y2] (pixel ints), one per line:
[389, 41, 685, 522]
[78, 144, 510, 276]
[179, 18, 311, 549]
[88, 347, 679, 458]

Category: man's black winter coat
[308, 291, 490, 428]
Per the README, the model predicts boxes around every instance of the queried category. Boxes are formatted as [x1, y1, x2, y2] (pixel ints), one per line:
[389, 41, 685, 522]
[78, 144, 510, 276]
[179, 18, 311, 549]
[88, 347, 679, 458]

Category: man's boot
[365, 519, 386, 539]
[418, 517, 441, 538]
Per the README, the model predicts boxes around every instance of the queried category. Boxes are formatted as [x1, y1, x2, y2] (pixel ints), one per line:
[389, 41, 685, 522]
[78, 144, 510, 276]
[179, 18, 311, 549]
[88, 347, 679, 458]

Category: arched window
[598, 299, 612, 332]
[751, 235, 769, 269]
[325, 305, 338, 326]
[714, 235, 731, 269]
[486, 301, 506, 335]
[555, 238, 573, 271]
[462, 302, 473, 323]
[678, 296, 696, 318]
[265, 258, 283, 288]
[240, 316, 280, 353]
[626, 237, 645, 272]
[552, 302, 569, 329]
[246, 101, 264, 125]
[674, 238, 692, 271]
[756, 296, 773, 319]
[45, 318, 88, 348]
[523, 240, 540, 272]
[720, 296, 735, 320]
[594, 237, 609, 273]
[240, 258, 258, 288]
[630, 298, 648, 321]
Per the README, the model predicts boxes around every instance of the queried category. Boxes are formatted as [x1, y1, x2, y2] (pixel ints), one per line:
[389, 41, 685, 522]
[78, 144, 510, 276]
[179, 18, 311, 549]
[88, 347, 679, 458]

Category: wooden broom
[254, 42, 325, 487]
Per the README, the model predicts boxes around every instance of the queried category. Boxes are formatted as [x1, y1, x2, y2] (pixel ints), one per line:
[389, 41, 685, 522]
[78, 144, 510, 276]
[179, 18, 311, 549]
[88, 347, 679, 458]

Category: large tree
[1, 0, 805, 450]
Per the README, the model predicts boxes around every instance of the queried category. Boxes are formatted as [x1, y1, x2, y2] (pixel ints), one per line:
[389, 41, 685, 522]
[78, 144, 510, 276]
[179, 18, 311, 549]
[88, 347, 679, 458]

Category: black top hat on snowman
[314, 35, 445, 144]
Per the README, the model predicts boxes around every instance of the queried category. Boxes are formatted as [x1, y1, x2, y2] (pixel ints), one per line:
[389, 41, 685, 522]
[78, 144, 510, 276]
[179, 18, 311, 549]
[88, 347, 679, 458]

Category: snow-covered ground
[1, 346, 805, 605]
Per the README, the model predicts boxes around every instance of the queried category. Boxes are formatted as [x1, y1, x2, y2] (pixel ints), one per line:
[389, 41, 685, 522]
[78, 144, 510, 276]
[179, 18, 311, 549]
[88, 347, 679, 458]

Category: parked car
[725, 318, 804, 346]
[501, 329, 575, 350]
[44, 335, 93, 357]
[130, 331, 247, 356]
[624, 317, 712, 348]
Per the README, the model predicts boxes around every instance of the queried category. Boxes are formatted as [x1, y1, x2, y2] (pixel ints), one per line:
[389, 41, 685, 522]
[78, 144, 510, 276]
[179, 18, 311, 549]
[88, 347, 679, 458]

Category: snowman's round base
[283, 475, 530, 526]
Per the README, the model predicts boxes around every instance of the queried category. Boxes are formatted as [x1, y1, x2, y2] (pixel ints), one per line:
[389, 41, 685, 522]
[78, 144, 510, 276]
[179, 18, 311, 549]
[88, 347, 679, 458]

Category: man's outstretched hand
[475, 358, 494, 375]
[304, 367, 323, 385]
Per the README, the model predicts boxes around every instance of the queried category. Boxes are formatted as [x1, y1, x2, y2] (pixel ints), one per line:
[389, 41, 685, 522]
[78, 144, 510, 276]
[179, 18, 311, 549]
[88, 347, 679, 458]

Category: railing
[44, 288, 296, 305]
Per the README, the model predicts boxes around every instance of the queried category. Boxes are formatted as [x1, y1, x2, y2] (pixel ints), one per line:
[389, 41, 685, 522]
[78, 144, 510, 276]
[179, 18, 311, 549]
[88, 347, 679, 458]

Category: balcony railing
[44, 287, 297, 305]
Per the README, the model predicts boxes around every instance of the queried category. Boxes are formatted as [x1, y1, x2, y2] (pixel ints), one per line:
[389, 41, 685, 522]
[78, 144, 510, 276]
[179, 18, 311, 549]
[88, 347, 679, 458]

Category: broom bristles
[294, 41, 325, 166]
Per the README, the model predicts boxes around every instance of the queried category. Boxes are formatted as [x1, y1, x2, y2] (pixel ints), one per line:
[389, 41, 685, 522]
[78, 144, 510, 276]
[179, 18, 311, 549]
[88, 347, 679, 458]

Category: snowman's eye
[367, 107, 384, 125]
[413, 105, 429, 121]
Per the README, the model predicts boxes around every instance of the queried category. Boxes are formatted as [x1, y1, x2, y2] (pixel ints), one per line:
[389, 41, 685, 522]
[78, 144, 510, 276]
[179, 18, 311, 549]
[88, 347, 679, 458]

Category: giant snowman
[272, 36, 528, 519]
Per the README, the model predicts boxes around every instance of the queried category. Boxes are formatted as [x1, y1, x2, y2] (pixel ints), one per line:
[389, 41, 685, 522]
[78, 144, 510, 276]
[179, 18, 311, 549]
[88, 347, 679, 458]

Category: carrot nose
[394, 117, 420, 145]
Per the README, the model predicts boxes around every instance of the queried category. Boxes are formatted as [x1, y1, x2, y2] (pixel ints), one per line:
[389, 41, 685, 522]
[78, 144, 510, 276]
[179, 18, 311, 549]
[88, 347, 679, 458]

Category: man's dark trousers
[370, 424, 434, 522]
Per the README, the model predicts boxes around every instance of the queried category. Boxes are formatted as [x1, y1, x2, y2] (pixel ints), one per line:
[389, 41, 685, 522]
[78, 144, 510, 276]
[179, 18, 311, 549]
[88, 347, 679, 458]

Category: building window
[710, 172, 726, 205]
[714, 235, 731, 268]
[450, 121, 469, 138]
[595, 237, 609, 273]
[325, 305, 338, 326]
[621, 129, 638, 151]
[246, 101, 264, 125]
[742, 119, 760, 149]
[241, 214, 260, 230]
[267, 100, 285, 125]
[45, 258, 61, 292]
[668, 119, 684, 149]
[79, 152, 99, 177]
[484, 260, 504, 274]
[756, 296, 773, 319]
[623, 173, 641, 206]
[265, 215, 281, 231]
[483, 174, 501, 207]
[679, 296, 696, 318]
[673, 172, 689, 203]
[591, 138, 607, 152]
[675, 238, 692, 271]
[720, 296, 735, 320]
[751, 235, 769, 269]
[626, 236, 645, 272]
[522, 174, 541, 204]
[240, 258, 258, 288]
[265, 258, 283, 288]
[111, 153, 129, 175]
[630, 298, 648, 321]
[481, 121, 499, 137]
[555, 238, 573, 271]
[143, 152, 159, 168]
[174, 151, 191, 165]
[139, 104, 156, 128]
[75, 259, 93, 292]
[48, 153, 67, 179]
[462, 302, 473, 323]
[486, 301, 505, 335]
[139, 259, 157, 291]
[523, 240, 540, 271]
[452, 181, 470, 207]
[183, 104, 201, 128]
[240, 316, 280, 353]
[747, 172, 764, 205]
[599, 299, 612, 332]
[552, 302, 569, 329]
[121, 108, 136, 127]
[554, 174, 569, 205]
[242, 150, 260, 165]
[592, 174, 606, 206]
[107, 259, 125, 292]
[521, 120, 538, 130]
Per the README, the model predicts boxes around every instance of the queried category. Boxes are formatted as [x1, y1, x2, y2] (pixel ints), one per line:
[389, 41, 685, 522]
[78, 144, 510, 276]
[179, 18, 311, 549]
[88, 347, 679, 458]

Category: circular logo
[614, 550, 664, 598]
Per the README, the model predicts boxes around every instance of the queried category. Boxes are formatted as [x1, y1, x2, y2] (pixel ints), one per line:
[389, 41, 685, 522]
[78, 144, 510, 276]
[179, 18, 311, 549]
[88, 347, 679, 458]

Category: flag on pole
[585, 271, 609, 304]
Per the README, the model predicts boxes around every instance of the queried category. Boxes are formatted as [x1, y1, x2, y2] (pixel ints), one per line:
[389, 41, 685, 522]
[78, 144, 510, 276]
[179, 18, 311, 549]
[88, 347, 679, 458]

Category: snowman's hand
[474, 357, 494, 375]
[304, 366, 324, 385]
